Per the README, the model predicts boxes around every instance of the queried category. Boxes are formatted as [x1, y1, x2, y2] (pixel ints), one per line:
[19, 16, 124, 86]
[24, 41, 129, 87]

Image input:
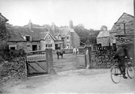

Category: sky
[0, 0, 134, 30]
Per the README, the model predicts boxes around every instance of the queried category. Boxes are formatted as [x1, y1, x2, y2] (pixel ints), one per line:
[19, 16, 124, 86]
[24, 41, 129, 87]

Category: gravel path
[1, 69, 135, 94]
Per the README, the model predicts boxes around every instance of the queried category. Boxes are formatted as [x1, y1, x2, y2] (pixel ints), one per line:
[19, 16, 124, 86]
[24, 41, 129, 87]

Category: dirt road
[1, 69, 135, 94]
[53, 54, 85, 72]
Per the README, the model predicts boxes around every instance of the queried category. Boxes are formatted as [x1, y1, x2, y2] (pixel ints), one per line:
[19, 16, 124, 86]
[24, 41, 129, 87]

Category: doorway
[32, 45, 37, 51]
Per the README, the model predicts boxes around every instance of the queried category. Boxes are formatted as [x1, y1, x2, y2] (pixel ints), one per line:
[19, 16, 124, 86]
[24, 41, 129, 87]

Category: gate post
[46, 48, 56, 74]
[85, 46, 92, 69]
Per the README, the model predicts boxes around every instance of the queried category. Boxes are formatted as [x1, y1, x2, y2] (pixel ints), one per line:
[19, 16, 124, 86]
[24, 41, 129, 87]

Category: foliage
[0, 46, 26, 62]
[100, 25, 108, 31]
[0, 48, 27, 83]
[0, 23, 9, 41]
[0, 57, 27, 83]
[74, 25, 100, 46]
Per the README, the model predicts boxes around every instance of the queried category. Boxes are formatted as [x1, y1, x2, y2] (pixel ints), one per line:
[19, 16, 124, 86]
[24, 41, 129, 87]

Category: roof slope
[97, 30, 110, 38]
[111, 12, 134, 35]
[8, 26, 49, 42]
[0, 13, 8, 23]
[40, 32, 57, 41]
[7, 27, 25, 42]
[59, 26, 71, 36]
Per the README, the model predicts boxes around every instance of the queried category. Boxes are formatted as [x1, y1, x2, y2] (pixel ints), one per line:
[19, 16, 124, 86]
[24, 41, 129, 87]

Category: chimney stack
[28, 20, 33, 32]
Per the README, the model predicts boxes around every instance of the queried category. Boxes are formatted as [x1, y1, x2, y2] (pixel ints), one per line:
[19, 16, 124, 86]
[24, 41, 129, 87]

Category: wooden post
[123, 23, 126, 35]
[88, 47, 92, 68]
[46, 48, 56, 74]
[85, 46, 92, 69]
[134, 0, 135, 64]
[85, 48, 89, 69]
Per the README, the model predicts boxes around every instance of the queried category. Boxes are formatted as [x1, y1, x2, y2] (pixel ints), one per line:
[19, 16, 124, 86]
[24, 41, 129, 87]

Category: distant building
[7, 20, 80, 51]
[96, 26, 110, 47]
[40, 32, 62, 50]
[59, 26, 80, 49]
[7, 21, 62, 52]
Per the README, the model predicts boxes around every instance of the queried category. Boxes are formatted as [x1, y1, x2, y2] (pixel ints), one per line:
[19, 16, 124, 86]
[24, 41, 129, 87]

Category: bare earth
[1, 54, 135, 94]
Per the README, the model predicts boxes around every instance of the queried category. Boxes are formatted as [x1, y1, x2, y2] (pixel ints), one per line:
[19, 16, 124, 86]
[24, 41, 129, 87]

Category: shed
[96, 30, 110, 46]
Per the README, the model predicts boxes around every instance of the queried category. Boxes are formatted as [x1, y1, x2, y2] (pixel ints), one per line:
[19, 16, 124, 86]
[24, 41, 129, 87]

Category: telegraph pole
[133, 0, 135, 62]
[123, 23, 126, 35]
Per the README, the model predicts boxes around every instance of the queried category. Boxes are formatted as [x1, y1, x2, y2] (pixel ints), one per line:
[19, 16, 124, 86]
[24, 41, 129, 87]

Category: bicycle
[110, 58, 135, 84]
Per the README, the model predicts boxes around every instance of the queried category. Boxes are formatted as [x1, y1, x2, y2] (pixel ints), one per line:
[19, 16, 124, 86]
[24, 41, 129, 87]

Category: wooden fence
[26, 49, 55, 77]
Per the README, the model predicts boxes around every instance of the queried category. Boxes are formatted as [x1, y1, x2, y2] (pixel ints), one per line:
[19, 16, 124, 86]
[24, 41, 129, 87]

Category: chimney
[52, 22, 55, 33]
[69, 20, 73, 28]
[28, 20, 33, 32]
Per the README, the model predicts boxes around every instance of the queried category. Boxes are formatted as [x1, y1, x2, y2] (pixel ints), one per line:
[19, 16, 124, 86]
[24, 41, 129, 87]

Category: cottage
[7, 21, 62, 52]
[40, 32, 63, 50]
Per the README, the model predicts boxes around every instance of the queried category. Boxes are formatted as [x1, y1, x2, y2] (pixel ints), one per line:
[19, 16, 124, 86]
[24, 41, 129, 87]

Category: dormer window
[25, 36, 31, 41]
[58, 35, 61, 40]
[67, 36, 69, 39]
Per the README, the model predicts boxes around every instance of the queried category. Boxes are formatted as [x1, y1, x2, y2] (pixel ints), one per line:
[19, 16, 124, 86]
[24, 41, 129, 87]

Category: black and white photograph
[0, 0, 135, 93]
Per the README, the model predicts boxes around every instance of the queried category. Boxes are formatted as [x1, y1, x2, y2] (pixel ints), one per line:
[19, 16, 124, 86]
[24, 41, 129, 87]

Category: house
[7, 21, 62, 52]
[96, 26, 110, 47]
[110, 12, 134, 45]
[58, 21, 80, 49]
[59, 26, 80, 49]
[40, 32, 63, 50]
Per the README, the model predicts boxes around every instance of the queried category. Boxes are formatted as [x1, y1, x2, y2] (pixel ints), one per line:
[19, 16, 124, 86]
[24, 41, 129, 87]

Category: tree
[100, 25, 108, 31]
[0, 14, 9, 50]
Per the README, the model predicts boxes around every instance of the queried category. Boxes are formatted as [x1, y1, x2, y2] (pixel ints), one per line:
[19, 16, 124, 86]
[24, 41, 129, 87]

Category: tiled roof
[111, 12, 134, 35]
[59, 26, 71, 36]
[7, 27, 25, 42]
[0, 13, 8, 23]
[97, 30, 110, 38]
[8, 26, 49, 42]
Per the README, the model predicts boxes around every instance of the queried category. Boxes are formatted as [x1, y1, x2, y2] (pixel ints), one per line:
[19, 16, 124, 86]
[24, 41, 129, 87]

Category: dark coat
[114, 46, 129, 61]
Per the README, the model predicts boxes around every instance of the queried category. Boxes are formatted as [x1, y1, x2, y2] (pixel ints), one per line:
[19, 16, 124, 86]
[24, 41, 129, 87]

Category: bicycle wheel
[111, 66, 121, 84]
[127, 65, 135, 79]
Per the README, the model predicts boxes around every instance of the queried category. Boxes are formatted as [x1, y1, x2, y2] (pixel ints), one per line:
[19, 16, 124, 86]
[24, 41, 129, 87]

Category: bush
[0, 48, 27, 83]
[0, 47, 26, 61]
[0, 57, 27, 83]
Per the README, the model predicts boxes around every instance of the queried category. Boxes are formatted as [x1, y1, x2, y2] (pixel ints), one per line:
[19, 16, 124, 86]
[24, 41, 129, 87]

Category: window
[66, 45, 69, 49]
[67, 36, 69, 39]
[27, 45, 31, 47]
[46, 35, 51, 43]
[25, 36, 31, 41]
[9, 45, 17, 50]
[10, 47, 16, 50]
[46, 44, 52, 47]
[32, 45, 37, 51]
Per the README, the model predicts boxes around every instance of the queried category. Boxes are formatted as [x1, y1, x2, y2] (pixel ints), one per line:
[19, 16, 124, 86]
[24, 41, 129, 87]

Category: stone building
[59, 26, 80, 49]
[110, 12, 134, 45]
[58, 21, 80, 49]
[110, 12, 134, 62]
[97, 26, 110, 47]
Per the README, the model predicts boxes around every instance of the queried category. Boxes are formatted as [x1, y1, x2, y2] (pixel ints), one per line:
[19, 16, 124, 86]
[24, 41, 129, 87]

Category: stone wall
[0, 49, 27, 84]
[91, 50, 116, 68]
